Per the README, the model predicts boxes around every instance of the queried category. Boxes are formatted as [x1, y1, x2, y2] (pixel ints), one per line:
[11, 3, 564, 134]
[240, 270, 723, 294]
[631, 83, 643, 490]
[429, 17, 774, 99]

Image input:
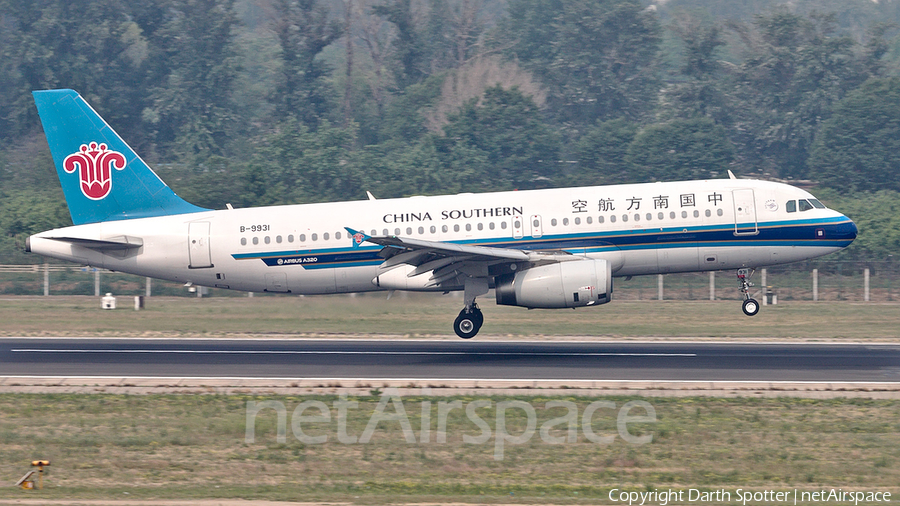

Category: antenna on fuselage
[366, 191, 377, 201]
[727, 170, 738, 179]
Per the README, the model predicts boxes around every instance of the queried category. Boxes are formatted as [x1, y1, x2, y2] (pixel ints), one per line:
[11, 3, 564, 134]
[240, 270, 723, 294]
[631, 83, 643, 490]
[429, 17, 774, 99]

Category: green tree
[373, 0, 426, 89]
[662, 17, 730, 124]
[144, 0, 241, 160]
[572, 119, 638, 186]
[272, 0, 342, 128]
[808, 77, 900, 193]
[440, 86, 561, 190]
[497, 0, 662, 124]
[727, 9, 882, 177]
[0, 0, 154, 142]
[248, 120, 362, 204]
[625, 117, 734, 182]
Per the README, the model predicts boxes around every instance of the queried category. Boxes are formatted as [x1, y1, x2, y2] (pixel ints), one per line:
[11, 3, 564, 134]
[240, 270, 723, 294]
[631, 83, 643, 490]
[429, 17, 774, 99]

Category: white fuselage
[28, 178, 857, 295]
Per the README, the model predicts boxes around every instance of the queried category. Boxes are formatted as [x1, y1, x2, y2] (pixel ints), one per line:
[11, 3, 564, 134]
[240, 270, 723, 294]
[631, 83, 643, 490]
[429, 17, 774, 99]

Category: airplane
[26, 89, 858, 338]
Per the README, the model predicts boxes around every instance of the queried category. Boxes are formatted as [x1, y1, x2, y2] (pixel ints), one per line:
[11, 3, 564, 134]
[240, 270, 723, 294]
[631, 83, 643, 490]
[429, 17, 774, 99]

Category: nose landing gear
[737, 268, 760, 316]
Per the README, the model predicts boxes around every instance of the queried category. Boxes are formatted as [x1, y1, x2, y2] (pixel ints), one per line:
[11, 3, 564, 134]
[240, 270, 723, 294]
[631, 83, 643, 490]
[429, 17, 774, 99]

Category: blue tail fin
[32, 89, 208, 225]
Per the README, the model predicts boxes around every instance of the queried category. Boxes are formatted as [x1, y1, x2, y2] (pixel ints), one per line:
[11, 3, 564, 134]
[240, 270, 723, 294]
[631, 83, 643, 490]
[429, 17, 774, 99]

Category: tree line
[1, 0, 899, 262]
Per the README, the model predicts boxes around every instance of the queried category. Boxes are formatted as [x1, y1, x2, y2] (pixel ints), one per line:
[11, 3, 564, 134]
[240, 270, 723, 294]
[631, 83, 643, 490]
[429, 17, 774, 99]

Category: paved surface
[1, 338, 899, 382]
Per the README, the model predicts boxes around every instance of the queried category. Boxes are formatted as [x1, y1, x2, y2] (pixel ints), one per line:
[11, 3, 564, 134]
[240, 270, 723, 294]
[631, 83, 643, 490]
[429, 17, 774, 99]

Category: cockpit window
[798, 199, 813, 212]
[786, 200, 796, 213]
[809, 199, 826, 209]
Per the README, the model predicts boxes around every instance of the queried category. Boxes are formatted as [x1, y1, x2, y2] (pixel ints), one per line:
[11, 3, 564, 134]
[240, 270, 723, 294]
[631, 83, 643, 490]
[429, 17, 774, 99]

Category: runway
[1, 338, 899, 382]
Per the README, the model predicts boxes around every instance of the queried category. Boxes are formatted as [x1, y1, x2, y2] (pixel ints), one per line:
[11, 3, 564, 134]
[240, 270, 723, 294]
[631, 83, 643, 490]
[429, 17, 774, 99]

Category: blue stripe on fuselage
[231, 217, 856, 269]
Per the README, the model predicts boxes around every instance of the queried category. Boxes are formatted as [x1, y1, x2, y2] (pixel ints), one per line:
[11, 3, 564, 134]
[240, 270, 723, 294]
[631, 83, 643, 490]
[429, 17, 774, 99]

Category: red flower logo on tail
[63, 142, 126, 200]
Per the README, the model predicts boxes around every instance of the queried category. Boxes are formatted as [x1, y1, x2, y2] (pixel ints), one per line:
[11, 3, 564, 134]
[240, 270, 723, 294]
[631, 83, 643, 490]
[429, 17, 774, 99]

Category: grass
[0, 294, 898, 339]
[0, 296, 897, 502]
[0, 393, 897, 501]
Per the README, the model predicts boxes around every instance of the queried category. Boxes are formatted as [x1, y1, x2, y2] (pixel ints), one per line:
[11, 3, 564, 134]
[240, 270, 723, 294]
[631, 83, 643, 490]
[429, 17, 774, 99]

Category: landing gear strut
[737, 268, 760, 316]
[454, 277, 489, 339]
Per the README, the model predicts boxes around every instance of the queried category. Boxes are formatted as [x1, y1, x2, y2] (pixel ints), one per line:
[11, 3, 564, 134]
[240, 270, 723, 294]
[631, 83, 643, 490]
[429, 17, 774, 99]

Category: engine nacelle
[494, 259, 612, 309]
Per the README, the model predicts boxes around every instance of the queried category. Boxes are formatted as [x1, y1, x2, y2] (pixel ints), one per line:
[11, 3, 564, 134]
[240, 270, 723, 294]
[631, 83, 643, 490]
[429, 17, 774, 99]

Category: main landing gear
[454, 303, 483, 339]
[454, 277, 489, 339]
[737, 268, 760, 316]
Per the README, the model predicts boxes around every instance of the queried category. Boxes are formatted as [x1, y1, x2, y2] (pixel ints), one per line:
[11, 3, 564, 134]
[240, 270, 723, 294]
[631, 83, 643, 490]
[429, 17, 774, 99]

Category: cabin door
[732, 189, 758, 236]
[188, 222, 213, 268]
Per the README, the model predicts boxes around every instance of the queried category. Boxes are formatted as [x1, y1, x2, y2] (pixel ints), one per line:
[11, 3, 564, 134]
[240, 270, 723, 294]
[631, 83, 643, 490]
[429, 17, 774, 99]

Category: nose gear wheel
[737, 268, 760, 316]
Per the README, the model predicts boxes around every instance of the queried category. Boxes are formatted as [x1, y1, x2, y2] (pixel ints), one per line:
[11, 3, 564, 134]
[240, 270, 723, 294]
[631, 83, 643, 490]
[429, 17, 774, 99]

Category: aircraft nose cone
[839, 216, 858, 242]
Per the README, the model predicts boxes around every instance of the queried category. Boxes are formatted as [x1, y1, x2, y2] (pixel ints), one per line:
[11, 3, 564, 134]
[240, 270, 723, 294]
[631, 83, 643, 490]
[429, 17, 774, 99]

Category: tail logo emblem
[63, 142, 126, 200]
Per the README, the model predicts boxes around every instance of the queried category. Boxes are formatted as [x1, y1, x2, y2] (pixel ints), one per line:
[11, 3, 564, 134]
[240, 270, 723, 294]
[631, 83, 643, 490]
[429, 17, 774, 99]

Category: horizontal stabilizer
[47, 235, 143, 251]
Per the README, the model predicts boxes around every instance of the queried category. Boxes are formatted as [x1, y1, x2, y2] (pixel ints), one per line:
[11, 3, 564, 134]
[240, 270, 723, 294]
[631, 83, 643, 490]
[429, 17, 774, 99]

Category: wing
[345, 227, 570, 288]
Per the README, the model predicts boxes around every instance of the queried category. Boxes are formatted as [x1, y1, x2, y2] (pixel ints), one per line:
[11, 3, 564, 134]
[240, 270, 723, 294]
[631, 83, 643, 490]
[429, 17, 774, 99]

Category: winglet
[345, 227, 371, 249]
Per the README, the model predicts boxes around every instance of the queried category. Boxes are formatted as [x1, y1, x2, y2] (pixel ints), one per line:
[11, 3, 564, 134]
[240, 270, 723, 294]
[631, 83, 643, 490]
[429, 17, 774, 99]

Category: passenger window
[622, 214, 628, 222]
[454, 224, 460, 232]
[442, 225, 449, 233]
[562, 218, 569, 226]
[288, 235, 294, 242]
[311, 234, 318, 241]
[551, 218, 558, 226]
[646, 213, 652, 221]
[693, 210, 700, 218]
[418, 226, 425, 234]
[276, 235, 283, 243]
[406, 227, 412, 235]
[253, 237, 259, 245]
[383, 229, 389, 235]
[586, 217, 592, 224]
[335, 232, 342, 240]
[501, 221, 507, 229]
[574, 217, 581, 225]
[598, 216, 605, 223]
[371, 230, 377, 236]
[300, 234, 306, 242]
[430, 226, 437, 233]
[705, 209, 711, 217]
[610, 215, 616, 223]
[799, 199, 813, 212]
[265, 236, 271, 244]
[465, 224, 472, 231]
[323, 233, 329, 240]
[717, 209, 723, 216]
[633, 214, 639, 222]
[786, 200, 796, 213]
[241, 238, 247, 246]
[488, 223, 495, 230]
[477, 223, 483, 231]
[682, 211, 688, 218]
[670, 212, 676, 219]
[658, 212, 664, 220]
